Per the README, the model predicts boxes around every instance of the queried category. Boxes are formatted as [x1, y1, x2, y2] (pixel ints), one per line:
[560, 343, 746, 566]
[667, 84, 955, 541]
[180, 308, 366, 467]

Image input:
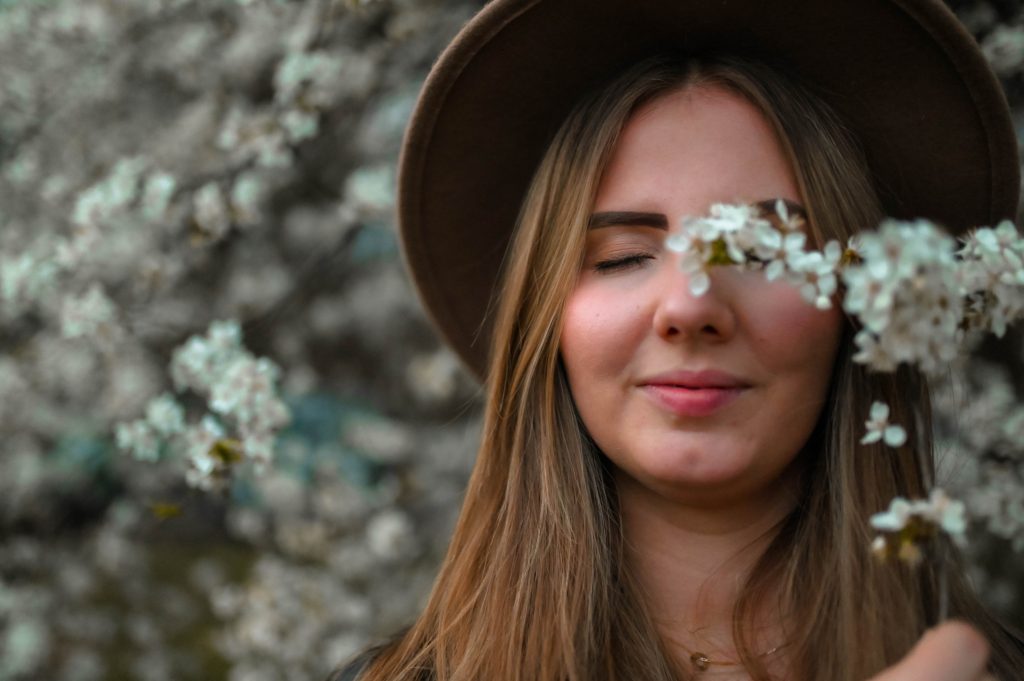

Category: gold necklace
[686, 645, 781, 672]
[680, 625, 784, 673]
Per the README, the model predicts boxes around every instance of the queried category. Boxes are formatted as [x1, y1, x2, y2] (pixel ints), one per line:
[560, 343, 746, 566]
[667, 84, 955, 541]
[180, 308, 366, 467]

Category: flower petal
[883, 425, 907, 447]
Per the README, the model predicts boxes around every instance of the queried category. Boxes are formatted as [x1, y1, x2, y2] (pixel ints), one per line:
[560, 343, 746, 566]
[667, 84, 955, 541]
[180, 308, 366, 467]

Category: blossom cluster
[115, 320, 290, 490]
[667, 201, 1024, 375]
[932, 364, 1024, 552]
[870, 489, 968, 566]
[665, 200, 841, 307]
[0, 0, 483, 674]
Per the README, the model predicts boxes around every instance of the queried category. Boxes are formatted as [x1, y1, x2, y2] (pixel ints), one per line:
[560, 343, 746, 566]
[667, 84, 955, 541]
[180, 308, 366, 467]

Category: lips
[639, 369, 751, 417]
[639, 369, 751, 390]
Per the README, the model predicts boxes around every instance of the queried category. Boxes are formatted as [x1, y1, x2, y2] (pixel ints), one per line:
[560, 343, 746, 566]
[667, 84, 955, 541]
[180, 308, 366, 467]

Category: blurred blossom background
[0, 0, 1023, 679]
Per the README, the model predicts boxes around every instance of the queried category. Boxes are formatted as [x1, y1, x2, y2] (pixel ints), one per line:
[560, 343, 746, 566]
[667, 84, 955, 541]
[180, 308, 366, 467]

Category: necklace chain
[672, 619, 788, 674]
[687, 645, 781, 672]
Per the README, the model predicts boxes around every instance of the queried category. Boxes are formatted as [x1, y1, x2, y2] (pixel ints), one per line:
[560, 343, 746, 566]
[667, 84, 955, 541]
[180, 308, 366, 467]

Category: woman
[334, 1, 1024, 679]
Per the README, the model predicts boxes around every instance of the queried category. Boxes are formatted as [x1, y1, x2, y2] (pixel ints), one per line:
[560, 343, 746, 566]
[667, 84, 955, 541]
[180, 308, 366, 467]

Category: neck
[615, 467, 801, 674]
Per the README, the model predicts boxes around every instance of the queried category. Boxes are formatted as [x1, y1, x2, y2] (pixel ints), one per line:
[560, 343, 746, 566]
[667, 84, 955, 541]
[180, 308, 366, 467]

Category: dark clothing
[326, 649, 376, 681]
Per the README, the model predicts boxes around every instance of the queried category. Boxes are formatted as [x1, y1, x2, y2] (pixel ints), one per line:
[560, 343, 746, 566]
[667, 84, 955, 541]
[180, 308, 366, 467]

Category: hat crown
[398, 0, 1019, 379]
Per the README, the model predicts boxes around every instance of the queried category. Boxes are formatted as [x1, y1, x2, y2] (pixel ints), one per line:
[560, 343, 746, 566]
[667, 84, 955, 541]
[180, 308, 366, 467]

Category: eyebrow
[587, 199, 808, 230]
[757, 198, 808, 220]
[587, 211, 668, 230]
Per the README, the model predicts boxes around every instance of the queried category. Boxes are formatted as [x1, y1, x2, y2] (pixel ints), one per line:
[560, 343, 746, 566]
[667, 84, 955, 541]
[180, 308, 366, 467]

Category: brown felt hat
[397, 0, 1020, 380]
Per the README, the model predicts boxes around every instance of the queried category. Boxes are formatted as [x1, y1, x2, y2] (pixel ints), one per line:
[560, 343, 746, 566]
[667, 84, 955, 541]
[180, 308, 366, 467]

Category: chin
[624, 454, 756, 495]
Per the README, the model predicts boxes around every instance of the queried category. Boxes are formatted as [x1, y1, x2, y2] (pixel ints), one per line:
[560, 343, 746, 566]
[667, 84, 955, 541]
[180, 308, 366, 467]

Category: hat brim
[398, 0, 1019, 379]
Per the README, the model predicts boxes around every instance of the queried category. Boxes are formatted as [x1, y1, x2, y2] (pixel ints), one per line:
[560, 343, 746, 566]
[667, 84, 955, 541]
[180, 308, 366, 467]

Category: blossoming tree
[0, 0, 1022, 679]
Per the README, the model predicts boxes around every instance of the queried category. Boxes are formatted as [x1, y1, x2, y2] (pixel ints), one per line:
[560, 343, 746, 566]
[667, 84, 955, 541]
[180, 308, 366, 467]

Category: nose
[652, 265, 737, 344]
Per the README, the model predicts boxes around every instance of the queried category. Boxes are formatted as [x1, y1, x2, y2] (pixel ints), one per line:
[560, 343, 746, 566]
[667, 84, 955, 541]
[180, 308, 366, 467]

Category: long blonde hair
[356, 54, 1024, 681]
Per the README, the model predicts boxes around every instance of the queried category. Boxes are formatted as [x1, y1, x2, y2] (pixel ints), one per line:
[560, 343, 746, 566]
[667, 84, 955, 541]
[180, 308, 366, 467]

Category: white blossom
[144, 394, 186, 437]
[273, 50, 345, 108]
[841, 220, 964, 374]
[59, 284, 122, 346]
[788, 240, 842, 309]
[870, 489, 969, 566]
[981, 24, 1024, 75]
[1, 617, 50, 678]
[861, 401, 907, 447]
[756, 229, 807, 282]
[344, 164, 396, 214]
[183, 415, 230, 491]
[53, 226, 102, 270]
[957, 220, 1024, 337]
[210, 356, 290, 437]
[115, 420, 161, 462]
[966, 464, 1024, 551]
[667, 203, 770, 296]
[217, 107, 294, 169]
[141, 172, 177, 222]
[871, 497, 915, 533]
[170, 320, 244, 393]
[229, 172, 267, 227]
[366, 510, 417, 561]
[192, 183, 232, 242]
[871, 488, 968, 546]
[1, 251, 60, 314]
[279, 108, 319, 143]
[71, 157, 147, 229]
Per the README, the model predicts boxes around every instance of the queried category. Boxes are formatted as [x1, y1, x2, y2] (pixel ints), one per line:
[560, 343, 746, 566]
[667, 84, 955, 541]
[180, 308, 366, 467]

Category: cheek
[747, 286, 843, 392]
[559, 285, 646, 379]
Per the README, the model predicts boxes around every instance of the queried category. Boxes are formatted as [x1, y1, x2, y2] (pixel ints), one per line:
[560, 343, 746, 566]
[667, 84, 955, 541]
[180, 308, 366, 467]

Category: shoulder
[326, 649, 377, 681]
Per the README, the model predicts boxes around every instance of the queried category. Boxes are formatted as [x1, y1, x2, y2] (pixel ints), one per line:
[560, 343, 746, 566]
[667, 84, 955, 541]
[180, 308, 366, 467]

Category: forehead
[592, 85, 801, 217]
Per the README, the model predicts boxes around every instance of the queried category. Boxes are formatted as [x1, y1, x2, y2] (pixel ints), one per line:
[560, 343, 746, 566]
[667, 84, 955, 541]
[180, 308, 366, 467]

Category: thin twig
[936, 542, 950, 624]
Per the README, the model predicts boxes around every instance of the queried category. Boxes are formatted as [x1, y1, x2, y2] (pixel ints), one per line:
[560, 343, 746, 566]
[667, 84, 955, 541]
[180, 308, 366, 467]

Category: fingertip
[929, 620, 989, 659]
[875, 622, 992, 681]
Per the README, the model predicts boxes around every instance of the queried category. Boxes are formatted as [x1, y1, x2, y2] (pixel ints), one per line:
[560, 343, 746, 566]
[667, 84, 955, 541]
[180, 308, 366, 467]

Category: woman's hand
[868, 621, 995, 681]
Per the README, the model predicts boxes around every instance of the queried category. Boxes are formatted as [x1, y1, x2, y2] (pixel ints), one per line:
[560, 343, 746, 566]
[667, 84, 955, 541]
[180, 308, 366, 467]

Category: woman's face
[559, 85, 843, 507]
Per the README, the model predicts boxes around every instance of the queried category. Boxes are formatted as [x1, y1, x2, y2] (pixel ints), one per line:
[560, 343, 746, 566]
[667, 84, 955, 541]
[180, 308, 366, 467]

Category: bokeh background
[1, 1, 1024, 679]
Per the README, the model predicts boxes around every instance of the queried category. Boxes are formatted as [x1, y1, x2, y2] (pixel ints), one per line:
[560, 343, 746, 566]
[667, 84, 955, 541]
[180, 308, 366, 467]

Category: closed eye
[593, 254, 655, 273]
